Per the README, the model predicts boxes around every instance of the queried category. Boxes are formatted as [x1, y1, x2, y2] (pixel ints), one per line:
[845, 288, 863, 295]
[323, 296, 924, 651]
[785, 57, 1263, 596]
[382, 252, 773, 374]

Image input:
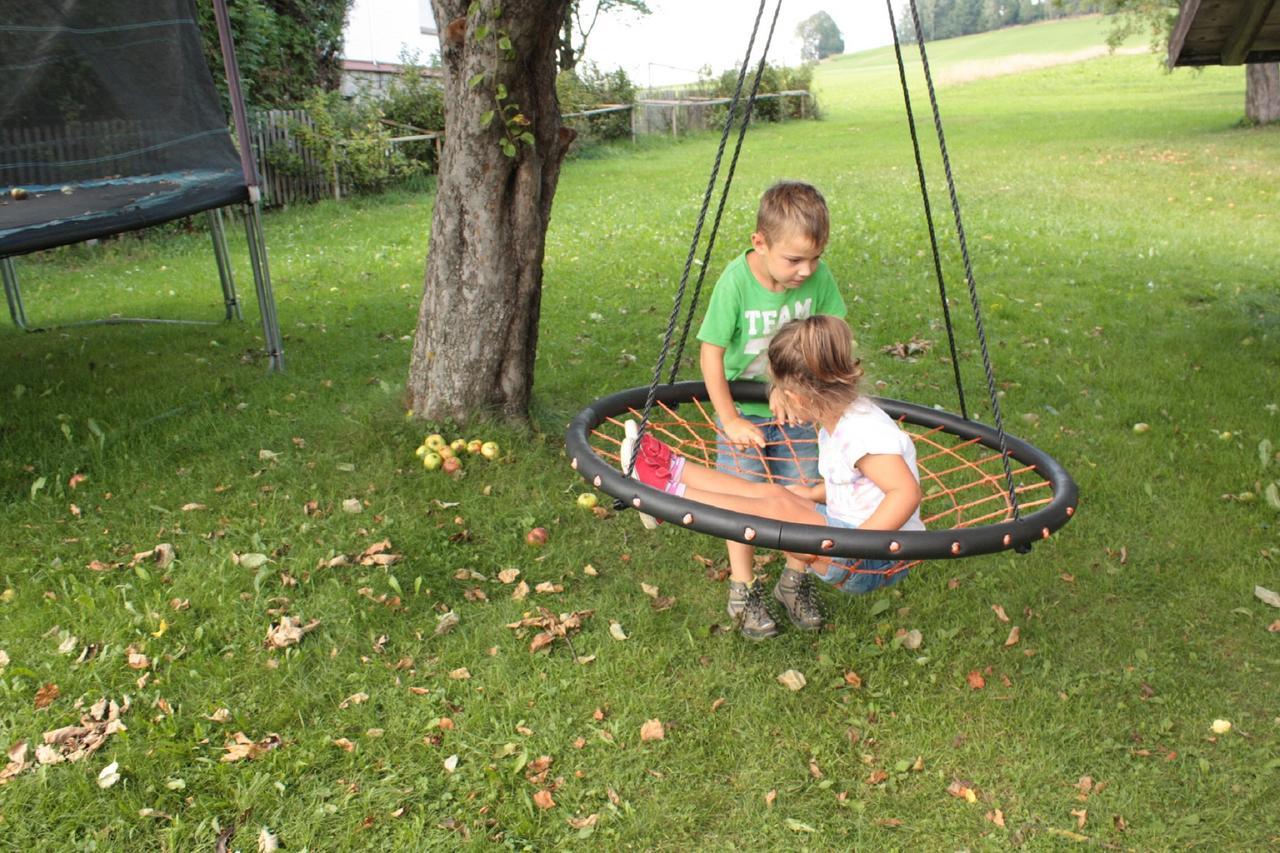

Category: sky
[584, 1, 896, 88]
[342, 1, 894, 87]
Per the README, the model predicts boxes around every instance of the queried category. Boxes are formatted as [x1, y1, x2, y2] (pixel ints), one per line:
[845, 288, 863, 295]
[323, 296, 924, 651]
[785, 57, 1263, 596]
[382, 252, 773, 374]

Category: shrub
[380, 53, 446, 174]
[558, 63, 637, 150]
[292, 90, 424, 195]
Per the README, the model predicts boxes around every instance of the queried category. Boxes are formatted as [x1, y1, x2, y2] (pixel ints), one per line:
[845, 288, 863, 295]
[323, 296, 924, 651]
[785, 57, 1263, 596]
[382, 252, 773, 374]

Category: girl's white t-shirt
[817, 398, 926, 531]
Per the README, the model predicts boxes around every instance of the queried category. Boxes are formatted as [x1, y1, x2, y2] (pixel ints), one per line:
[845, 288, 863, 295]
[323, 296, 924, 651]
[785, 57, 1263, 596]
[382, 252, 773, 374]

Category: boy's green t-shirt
[696, 249, 847, 417]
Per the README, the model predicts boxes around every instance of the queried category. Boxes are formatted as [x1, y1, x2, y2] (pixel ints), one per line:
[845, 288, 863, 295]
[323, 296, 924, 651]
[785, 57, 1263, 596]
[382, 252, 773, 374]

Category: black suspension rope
[886, 0, 968, 421]
[621, 0, 779, 478]
[666, 2, 783, 384]
[902, 0, 1024, 523]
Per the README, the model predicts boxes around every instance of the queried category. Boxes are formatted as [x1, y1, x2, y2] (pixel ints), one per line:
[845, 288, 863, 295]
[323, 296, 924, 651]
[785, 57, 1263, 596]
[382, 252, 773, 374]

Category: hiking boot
[728, 579, 778, 640]
[773, 568, 823, 631]
[621, 420, 685, 529]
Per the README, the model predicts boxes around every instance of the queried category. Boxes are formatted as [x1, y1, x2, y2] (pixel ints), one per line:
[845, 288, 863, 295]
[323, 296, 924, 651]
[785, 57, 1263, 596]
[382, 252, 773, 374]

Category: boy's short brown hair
[755, 181, 829, 247]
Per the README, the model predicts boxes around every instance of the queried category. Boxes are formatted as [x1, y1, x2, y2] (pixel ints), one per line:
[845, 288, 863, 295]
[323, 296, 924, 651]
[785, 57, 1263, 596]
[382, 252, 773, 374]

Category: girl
[622, 315, 924, 633]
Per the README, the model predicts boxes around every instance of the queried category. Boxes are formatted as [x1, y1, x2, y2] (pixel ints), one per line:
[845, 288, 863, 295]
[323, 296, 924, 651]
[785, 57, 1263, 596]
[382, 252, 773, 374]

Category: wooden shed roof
[1168, 0, 1280, 66]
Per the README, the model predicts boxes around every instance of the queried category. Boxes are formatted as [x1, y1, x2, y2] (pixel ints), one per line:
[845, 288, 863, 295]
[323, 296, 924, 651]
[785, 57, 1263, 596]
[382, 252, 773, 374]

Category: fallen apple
[422, 452, 443, 471]
[414, 444, 430, 458]
[443, 456, 463, 476]
[450, 438, 468, 454]
[438, 446, 455, 460]
[425, 434, 447, 451]
[466, 439, 483, 455]
[577, 493, 599, 510]
[525, 527, 548, 546]
[480, 441, 500, 460]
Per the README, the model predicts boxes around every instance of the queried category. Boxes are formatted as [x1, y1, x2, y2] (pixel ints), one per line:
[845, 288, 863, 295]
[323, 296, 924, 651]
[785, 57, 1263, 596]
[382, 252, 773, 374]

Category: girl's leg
[680, 482, 825, 526]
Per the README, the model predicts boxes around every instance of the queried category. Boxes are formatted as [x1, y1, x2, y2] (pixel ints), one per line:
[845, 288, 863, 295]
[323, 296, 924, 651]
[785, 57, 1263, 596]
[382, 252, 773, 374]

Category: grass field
[2, 17, 1278, 850]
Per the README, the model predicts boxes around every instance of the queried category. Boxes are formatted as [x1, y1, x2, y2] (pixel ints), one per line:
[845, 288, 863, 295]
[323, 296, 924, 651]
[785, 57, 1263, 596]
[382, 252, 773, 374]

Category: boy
[696, 180, 846, 639]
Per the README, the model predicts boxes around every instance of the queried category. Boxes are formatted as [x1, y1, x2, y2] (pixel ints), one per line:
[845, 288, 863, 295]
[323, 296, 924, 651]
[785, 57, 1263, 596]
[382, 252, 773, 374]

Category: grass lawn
[2, 17, 1278, 850]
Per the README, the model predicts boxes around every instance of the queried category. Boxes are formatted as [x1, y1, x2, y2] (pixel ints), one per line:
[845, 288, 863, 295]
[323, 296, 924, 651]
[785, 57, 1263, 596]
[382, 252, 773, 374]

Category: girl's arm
[785, 480, 826, 503]
[855, 454, 922, 531]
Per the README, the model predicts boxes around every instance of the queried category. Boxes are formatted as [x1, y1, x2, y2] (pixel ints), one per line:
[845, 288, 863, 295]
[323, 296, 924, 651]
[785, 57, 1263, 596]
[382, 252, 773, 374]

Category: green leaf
[1265, 481, 1280, 511]
[490, 5, 502, 17]
[783, 818, 816, 833]
[495, 83, 508, 100]
[468, 72, 485, 89]
[475, 24, 489, 40]
[500, 138, 516, 157]
[1260, 438, 1273, 468]
[519, 132, 534, 146]
[497, 35, 512, 52]
[467, 1, 480, 16]
[388, 575, 402, 595]
[869, 597, 892, 617]
[479, 110, 494, 128]
[29, 476, 46, 500]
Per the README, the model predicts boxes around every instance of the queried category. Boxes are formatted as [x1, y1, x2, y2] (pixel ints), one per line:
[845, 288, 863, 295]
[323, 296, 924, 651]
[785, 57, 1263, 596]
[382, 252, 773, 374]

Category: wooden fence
[247, 109, 333, 208]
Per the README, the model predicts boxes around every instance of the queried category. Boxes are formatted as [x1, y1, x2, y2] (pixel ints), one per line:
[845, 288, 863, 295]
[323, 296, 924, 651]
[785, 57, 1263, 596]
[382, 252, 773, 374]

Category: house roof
[1168, 0, 1280, 66]
[340, 59, 441, 77]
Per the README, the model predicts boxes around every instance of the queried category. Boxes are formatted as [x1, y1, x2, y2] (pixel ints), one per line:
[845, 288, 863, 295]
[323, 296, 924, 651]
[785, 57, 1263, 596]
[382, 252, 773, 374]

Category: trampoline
[0, 0, 283, 369]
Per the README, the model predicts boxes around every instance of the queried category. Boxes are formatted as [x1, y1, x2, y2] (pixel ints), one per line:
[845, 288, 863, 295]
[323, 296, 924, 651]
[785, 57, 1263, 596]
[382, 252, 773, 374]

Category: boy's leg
[762, 421, 825, 630]
[716, 415, 778, 638]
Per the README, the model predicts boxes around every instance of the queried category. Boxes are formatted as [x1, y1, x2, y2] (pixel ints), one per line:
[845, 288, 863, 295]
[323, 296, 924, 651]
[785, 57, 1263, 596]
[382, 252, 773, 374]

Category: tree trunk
[558, 12, 576, 72]
[1245, 62, 1280, 125]
[409, 0, 573, 424]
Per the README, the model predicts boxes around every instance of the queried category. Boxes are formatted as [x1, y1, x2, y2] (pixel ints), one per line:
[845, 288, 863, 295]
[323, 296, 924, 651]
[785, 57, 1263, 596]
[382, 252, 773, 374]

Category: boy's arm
[700, 342, 764, 448]
[854, 454, 922, 531]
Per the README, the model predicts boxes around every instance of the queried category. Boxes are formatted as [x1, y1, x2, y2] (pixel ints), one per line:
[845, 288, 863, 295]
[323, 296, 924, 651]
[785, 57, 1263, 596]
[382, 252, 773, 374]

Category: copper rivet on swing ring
[1042, 527, 1051, 540]
[632, 498, 642, 508]
[820, 539, 834, 551]
[1003, 534, 1012, 547]
[571, 457, 578, 470]
[744, 527, 756, 541]
[888, 541, 901, 554]
[593, 476, 602, 487]
[1066, 506, 1075, 517]
[683, 513, 695, 526]
[950, 542, 962, 556]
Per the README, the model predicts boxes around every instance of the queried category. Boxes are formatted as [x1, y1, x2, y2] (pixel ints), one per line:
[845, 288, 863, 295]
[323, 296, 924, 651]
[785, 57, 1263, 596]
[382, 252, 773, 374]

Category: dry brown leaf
[434, 611, 460, 636]
[1113, 814, 1128, 832]
[639, 719, 665, 742]
[566, 814, 598, 830]
[497, 568, 520, 584]
[710, 697, 726, 713]
[37, 697, 129, 766]
[946, 779, 978, 802]
[126, 650, 151, 670]
[1005, 626, 1021, 647]
[339, 692, 369, 709]
[533, 789, 556, 810]
[265, 616, 320, 650]
[808, 759, 823, 779]
[34, 683, 60, 710]
[650, 595, 676, 612]
[777, 669, 807, 691]
[875, 818, 903, 827]
[640, 582, 659, 598]
[592, 708, 605, 721]
[1071, 808, 1088, 829]
[87, 560, 119, 572]
[332, 737, 356, 752]
[181, 503, 205, 512]
[966, 671, 986, 690]
[843, 670, 863, 688]
[534, 581, 563, 594]
[573, 737, 586, 749]
[582, 564, 598, 577]
[985, 809, 1006, 828]
[529, 632, 556, 654]
[220, 731, 282, 763]
[764, 789, 777, 807]
[512, 581, 530, 601]
[0, 741, 28, 785]
[1268, 619, 1280, 633]
[1077, 775, 1094, 796]
[448, 667, 471, 680]
[866, 769, 889, 785]
[991, 604, 1010, 623]
[206, 708, 231, 723]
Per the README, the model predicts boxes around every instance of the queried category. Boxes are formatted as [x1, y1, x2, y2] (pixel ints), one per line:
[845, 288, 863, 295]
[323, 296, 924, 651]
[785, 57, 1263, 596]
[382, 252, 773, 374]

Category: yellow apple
[422, 452, 443, 471]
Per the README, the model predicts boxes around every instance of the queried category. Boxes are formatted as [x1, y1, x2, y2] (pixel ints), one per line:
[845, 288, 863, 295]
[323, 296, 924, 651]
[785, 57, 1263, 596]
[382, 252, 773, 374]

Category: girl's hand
[769, 387, 803, 426]
[724, 416, 766, 449]
[785, 483, 821, 503]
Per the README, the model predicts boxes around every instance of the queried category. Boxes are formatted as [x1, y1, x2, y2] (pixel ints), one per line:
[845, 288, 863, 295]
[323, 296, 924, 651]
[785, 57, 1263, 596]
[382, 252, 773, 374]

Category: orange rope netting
[589, 398, 1056, 579]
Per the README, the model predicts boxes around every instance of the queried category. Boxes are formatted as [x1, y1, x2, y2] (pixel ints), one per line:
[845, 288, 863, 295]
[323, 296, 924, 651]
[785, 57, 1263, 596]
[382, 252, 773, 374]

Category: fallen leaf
[875, 818, 903, 827]
[1256, 586, 1280, 608]
[0, 650, 8, 669]
[1071, 808, 1088, 829]
[880, 336, 933, 359]
[1211, 719, 1232, 735]
[777, 669, 807, 691]
[582, 564, 598, 577]
[534, 581, 563, 594]
[57, 635, 77, 655]
[764, 789, 777, 807]
[68, 473, 88, 490]
[1005, 626, 1021, 647]
[640, 582, 659, 598]
[991, 604, 1010, 623]
[497, 568, 520, 584]
[237, 553, 270, 570]
[126, 651, 150, 670]
[946, 779, 978, 801]
[529, 632, 556, 653]
[265, 616, 320, 650]
[867, 769, 889, 785]
[449, 667, 471, 680]
[650, 595, 676, 612]
[566, 813, 598, 829]
[608, 621, 628, 641]
[442, 754, 459, 773]
[843, 670, 863, 688]
[434, 611, 460, 636]
[1113, 814, 1128, 832]
[966, 671, 986, 690]
[533, 789, 556, 809]
[34, 683, 60, 709]
[986, 809, 1006, 828]
[710, 697, 726, 712]
[332, 737, 356, 752]
[257, 826, 279, 852]
[0, 741, 28, 784]
[342, 499, 363, 514]
[1268, 619, 1280, 633]
[87, 560, 119, 572]
[640, 719, 665, 742]
[808, 759, 823, 779]
[901, 629, 923, 650]
[339, 692, 369, 709]
[180, 503, 205, 512]
[783, 818, 816, 833]
[221, 732, 282, 763]
[96, 760, 120, 788]
[205, 708, 231, 723]
[512, 581, 530, 601]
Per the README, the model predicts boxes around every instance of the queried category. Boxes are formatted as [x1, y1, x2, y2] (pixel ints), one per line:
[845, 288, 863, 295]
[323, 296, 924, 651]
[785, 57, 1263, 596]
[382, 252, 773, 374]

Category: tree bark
[409, 0, 573, 424]
[1245, 62, 1280, 125]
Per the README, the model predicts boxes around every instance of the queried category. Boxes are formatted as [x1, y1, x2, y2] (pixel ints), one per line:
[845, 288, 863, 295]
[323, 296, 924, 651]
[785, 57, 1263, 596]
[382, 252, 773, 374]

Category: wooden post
[672, 102, 678, 139]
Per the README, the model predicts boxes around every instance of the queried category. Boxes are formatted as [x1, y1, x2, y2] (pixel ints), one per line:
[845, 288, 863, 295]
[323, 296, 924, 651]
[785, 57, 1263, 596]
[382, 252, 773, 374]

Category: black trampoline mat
[1, 171, 247, 256]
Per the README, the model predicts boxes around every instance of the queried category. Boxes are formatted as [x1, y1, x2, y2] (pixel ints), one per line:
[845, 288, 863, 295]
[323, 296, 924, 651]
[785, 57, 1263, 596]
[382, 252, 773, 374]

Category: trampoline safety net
[0, 0, 249, 256]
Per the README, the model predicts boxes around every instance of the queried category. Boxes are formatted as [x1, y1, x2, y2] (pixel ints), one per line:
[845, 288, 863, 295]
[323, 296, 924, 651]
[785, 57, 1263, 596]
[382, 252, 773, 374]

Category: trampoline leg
[208, 208, 241, 321]
[2, 257, 28, 330]
[242, 201, 284, 372]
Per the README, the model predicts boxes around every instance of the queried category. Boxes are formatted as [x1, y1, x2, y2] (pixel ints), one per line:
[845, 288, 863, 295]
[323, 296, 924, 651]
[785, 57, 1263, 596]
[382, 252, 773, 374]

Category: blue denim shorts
[808, 503, 910, 595]
[714, 413, 819, 485]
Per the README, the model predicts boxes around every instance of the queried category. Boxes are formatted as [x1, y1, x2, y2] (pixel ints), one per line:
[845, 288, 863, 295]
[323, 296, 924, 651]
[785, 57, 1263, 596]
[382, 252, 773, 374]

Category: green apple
[480, 441, 500, 460]
[414, 444, 430, 458]
[425, 434, 446, 451]
[577, 493, 599, 510]
[422, 452, 443, 471]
